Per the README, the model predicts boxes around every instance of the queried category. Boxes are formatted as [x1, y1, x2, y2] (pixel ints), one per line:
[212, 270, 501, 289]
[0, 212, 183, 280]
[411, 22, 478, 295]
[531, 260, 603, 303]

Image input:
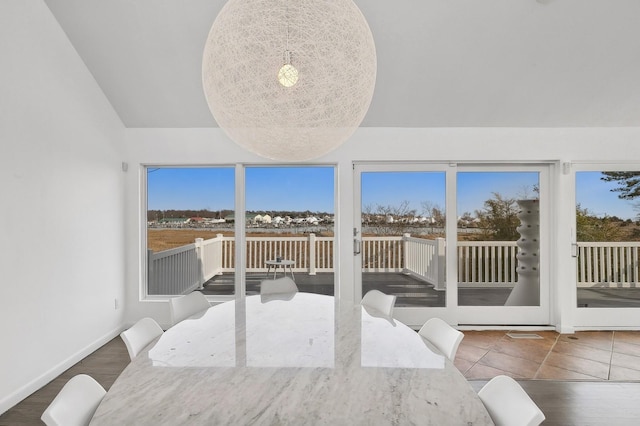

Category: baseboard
[556, 324, 575, 334]
[0, 325, 123, 415]
[457, 325, 556, 331]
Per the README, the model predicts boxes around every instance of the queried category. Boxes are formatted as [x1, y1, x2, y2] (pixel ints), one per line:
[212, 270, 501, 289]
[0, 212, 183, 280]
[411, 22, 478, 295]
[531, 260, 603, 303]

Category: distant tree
[576, 204, 623, 242]
[474, 192, 520, 241]
[457, 212, 475, 228]
[601, 172, 640, 200]
[421, 201, 445, 227]
[516, 184, 539, 200]
[362, 201, 415, 235]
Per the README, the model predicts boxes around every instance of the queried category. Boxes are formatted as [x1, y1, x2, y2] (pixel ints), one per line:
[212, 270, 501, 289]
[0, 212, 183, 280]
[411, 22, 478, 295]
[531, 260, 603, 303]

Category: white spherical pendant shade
[202, 0, 377, 161]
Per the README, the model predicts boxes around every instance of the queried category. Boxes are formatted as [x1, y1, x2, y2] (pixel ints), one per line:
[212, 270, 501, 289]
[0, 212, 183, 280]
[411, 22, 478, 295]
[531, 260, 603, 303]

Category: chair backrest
[169, 291, 210, 325]
[260, 276, 299, 295]
[418, 317, 464, 361]
[41, 374, 106, 426]
[478, 375, 545, 426]
[361, 289, 396, 318]
[120, 317, 164, 360]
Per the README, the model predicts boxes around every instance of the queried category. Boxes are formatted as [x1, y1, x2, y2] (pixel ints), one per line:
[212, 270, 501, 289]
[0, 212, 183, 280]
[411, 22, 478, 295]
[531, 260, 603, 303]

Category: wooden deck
[202, 272, 640, 308]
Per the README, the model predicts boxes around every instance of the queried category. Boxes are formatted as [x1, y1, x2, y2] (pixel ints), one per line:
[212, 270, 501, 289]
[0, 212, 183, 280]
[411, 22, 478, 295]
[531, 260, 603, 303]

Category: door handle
[354, 239, 361, 255]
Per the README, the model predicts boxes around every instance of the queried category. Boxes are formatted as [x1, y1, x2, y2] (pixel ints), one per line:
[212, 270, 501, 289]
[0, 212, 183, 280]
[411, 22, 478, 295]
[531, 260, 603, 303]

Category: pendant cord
[284, 1, 291, 64]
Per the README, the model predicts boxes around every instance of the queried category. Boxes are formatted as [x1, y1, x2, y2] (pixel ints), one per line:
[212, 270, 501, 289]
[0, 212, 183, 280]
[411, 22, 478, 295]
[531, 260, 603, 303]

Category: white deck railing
[576, 242, 640, 288]
[361, 236, 403, 272]
[148, 237, 223, 295]
[403, 236, 446, 290]
[216, 234, 335, 274]
[457, 241, 519, 288]
[147, 234, 640, 295]
[148, 242, 199, 295]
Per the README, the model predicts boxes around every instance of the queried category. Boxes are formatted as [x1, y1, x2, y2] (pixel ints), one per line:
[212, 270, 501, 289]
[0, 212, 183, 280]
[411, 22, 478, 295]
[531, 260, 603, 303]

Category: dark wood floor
[0, 338, 129, 426]
[4, 334, 640, 425]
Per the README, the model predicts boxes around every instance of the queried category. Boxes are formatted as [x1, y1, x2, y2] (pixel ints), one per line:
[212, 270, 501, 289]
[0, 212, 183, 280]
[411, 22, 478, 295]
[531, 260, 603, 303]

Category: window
[146, 167, 235, 296]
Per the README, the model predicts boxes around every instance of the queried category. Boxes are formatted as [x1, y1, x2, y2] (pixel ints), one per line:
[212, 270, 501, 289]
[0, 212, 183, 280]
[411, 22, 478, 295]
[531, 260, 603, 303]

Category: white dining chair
[120, 317, 164, 360]
[478, 375, 545, 426]
[41, 374, 106, 426]
[418, 317, 464, 361]
[260, 276, 299, 295]
[169, 291, 210, 326]
[361, 289, 396, 318]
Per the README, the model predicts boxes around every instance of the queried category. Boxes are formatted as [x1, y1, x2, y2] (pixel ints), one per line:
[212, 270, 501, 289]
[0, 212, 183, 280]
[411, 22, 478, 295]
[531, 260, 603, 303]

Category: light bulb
[278, 63, 298, 87]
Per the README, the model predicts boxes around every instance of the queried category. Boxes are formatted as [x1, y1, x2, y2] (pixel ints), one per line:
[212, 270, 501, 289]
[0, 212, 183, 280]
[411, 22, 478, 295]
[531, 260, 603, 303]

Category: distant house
[207, 218, 226, 224]
[158, 217, 189, 227]
[321, 215, 334, 223]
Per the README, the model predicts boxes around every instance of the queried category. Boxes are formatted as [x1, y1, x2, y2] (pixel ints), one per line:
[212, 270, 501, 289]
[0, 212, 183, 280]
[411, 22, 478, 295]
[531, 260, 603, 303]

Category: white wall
[123, 127, 640, 331]
[0, 1, 126, 413]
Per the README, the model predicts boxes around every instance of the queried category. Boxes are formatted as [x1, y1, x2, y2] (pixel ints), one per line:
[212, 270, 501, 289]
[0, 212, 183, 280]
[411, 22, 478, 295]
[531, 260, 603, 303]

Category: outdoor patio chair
[169, 291, 210, 326]
[478, 375, 545, 426]
[41, 374, 106, 426]
[418, 317, 464, 361]
[361, 289, 396, 318]
[120, 317, 164, 360]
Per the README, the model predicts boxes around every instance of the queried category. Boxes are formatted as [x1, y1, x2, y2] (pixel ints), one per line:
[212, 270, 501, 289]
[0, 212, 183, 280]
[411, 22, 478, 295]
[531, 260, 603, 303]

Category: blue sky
[147, 167, 236, 212]
[147, 167, 335, 212]
[361, 171, 540, 215]
[576, 171, 638, 219]
[245, 167, 334, 212]
[147, 167, 638, 219]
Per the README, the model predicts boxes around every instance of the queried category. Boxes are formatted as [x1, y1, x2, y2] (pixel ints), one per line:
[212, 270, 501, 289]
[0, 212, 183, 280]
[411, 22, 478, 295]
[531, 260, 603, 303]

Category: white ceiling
[43, 0, 640, 128]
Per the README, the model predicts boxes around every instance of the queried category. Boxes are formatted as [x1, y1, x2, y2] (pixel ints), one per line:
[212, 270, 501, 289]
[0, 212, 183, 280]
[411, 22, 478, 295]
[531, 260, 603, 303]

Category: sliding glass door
[354, 163, 451, 325]
[456, 165, 550, 325]
[354, 163, 551, 326]
[574, 169, 640, 308]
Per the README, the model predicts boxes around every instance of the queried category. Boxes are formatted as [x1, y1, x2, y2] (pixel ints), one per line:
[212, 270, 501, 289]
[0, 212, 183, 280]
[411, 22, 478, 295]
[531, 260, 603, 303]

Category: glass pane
[146, 167, 235, 296]
[576, 171, 640, 308]
[457, 172, 540, 306]
[361, 171, 446, 307]
[245, 167, 335, 296]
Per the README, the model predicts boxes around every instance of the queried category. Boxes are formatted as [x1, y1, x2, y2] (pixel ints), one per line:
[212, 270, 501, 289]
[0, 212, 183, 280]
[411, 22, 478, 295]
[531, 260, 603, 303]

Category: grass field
[147, 229, 335, 252]
[148, 229, 233, 252]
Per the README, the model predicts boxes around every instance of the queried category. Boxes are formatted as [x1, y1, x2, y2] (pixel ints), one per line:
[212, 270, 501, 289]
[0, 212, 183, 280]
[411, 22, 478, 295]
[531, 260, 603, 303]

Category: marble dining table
[90, 292, 493, 425]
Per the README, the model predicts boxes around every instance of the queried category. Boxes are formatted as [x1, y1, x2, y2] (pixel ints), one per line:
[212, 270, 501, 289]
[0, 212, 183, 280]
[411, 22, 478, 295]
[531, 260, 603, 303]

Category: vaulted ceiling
[44, 0, 640, 128]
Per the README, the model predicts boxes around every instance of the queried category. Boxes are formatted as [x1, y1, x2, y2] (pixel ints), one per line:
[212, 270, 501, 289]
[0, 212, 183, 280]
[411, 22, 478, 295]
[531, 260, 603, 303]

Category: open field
[148, 228, 334, 252]
[148, 229, 233, 252]
[147, 227, 485, 252]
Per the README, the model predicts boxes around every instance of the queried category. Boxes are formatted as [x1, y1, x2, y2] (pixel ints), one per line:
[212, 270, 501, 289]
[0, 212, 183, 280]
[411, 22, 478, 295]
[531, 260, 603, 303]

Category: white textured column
[505, 199, 540, 306]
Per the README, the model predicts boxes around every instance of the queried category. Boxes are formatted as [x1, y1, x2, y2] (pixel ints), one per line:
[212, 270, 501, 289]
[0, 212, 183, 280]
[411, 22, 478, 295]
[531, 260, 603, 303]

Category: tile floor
[455, 330, 640, 381]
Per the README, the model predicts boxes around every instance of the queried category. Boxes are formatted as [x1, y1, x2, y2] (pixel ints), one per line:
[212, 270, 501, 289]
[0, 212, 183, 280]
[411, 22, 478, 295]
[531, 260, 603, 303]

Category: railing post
[309, 233, 316, 276]
[195, 238, 204, 289]
[402, 233, 410, 273]
[147, 249, 156, 294]
[215, 234, 223, 275]
[435, 238, 446, 291]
